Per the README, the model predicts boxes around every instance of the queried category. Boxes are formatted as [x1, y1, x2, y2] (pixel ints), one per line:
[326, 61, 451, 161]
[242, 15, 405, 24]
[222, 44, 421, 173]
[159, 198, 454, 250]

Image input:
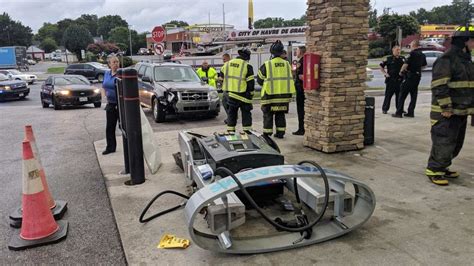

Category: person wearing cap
[425, 25, 474, 186]
[196, 61, 217, 88]
[392, 40, 427, 118]
[220, 48, 255, 132]
[257, 40, 296, 139]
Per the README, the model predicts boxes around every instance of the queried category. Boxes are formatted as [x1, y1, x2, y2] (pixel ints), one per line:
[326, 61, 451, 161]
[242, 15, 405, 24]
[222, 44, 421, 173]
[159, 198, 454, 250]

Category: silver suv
[135, 62, 220, 123]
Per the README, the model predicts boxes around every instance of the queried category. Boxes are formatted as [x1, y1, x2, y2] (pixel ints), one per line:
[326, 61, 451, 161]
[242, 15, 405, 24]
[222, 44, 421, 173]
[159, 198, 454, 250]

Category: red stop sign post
[151, 26, 166, 43]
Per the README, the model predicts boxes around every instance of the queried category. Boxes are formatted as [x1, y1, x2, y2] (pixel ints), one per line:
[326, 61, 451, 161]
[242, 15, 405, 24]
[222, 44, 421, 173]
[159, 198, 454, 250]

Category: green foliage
[47, 66, 65, 74]
[164, 20, 189, 28]
[376, 14, 419, 43]
[62, 25, 93, 60]
[369, 5, 378, 28]
[56, 19, 75, 44]
[108, 26, 129, 51]
[75, 14, 99, 36]
[85, 51, 97, 62]
[40, 37, 57, 53]
[135, 32, 148, 50]
[120, 56, 133, 68]
[86, 42, 120, 55]
[410, 1, 473, 25]
[369, 39, 388, 50]
[254, 15, 306, 29]
[369, 48, 387, 59]
[36, 23, 59, 43]
[0, 12, 33, 46]
[97, 15, 128, 39]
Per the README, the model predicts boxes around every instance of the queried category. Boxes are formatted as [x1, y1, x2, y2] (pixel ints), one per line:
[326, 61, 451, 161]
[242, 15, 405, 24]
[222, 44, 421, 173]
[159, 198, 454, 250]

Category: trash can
[364, 96, 375, 146]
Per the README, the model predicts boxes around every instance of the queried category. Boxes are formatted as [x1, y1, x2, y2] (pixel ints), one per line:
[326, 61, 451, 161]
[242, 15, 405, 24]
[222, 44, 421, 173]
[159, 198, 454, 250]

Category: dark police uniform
[426, 45, 474, 181]
[380, 55, 405, 112]
[294, 56, 305, 132]
[395, 48, 427, 116]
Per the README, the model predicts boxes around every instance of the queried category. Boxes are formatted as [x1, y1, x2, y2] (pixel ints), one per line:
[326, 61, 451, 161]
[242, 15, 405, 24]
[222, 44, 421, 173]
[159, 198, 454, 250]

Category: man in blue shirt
[102, 55, 120, 155]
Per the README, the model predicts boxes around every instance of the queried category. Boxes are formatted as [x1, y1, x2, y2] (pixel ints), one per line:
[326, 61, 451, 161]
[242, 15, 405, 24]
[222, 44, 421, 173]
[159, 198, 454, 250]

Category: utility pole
[222, 3, 226, 32]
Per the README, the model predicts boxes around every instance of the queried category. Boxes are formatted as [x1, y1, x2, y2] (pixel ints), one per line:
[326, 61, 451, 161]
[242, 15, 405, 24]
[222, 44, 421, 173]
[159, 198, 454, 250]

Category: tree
[75, 14, 99, 36]
[254, 16, 305, 29]
[108, 26, 130, 53]
[86, 42, 119, 54]
[0, 12, 33, 46]
[40, 37, 57, 53]
[163, 20, 189, 28]
[56, 18, 75, 44]
[376, 14, 420, 44]
[35, 23, 59, 43]
[409, 1, 473, 25]
[369, 5, 378, 28]
[97, 15, 128, 39]
[62, 25, 93, 60]
[134, 32, 148, 51]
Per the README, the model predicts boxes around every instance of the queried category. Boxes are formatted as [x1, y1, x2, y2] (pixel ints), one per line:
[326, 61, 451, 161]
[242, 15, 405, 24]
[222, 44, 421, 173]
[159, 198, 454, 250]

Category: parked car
[135, 62, 220, 122]
[0, 73, 29, 100]
[64, 63, 108, 83]
[40, 75, 102, 110]
[422, 50, 444, 70]
[0, 69, 37, 84]
[27, 59, 37, 65]
[51, 54, 62, 61]
[423, 37, 445, 45]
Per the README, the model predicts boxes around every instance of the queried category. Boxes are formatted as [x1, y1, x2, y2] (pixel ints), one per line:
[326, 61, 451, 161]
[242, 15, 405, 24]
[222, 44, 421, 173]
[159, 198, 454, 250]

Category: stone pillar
[304, 0, 369, 153]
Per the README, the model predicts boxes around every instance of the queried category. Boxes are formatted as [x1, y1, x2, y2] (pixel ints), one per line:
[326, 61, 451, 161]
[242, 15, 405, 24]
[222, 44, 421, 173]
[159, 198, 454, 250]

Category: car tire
[29, 81, 34, 85]
[97, 74, 104, 83]
[53, 96, 61, 110]
[42, 101, 49, 108]
[152, 97, 166, 123]
[94, 102, 101, 108]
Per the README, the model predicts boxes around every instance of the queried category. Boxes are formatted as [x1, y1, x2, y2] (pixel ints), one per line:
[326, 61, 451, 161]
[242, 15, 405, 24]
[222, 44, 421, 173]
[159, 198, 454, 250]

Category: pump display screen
[230, 143, 245, 150]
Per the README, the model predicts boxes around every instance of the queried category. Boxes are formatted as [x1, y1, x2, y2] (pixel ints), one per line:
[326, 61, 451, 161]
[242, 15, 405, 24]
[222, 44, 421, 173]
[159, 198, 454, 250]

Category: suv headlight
[0, 86, 11, 91]
[58, 90, 70, 96]
[209, 90, 219, 99]
[93, 88, 101, 94]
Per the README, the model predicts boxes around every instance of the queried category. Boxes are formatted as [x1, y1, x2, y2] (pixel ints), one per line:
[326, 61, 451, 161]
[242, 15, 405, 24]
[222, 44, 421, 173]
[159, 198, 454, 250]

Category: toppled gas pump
[142, 130, 375, 254]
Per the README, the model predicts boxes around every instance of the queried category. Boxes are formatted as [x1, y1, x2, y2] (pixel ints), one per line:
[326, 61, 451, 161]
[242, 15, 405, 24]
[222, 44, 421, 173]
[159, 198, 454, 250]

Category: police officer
[196, 61, 217, 88]
[425, 25, 474, 186]
[293, 46, 306, 135]
[392, 40, 427, 118]
[220, 48, 255, 133]
[380, 45, 405, 114]
[257, 40, 296, 138]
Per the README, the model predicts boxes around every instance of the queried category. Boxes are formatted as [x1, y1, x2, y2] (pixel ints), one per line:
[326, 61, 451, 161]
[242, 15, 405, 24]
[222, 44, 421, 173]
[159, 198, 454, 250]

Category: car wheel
[53, 96, 61, 110]
[97, 74, 104, 83]
[94, 102, 101, 108]
[29, 81, 34, 85]
[152, 97, 166, 123]
[42, 101, 49, 108]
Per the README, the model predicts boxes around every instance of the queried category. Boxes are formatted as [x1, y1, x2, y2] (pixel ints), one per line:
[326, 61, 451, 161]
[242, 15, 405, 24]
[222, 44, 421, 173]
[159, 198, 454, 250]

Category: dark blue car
[0, 73, 29, 100]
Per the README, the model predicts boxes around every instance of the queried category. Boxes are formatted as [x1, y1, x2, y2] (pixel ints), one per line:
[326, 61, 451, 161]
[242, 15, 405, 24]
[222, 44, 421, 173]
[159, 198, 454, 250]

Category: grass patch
[368, 64, 380, 69]
[47, 66, 65, 74]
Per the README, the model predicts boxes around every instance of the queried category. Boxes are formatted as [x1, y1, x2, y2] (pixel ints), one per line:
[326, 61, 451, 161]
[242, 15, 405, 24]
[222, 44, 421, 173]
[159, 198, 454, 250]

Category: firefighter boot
[425, 169, 448, 186]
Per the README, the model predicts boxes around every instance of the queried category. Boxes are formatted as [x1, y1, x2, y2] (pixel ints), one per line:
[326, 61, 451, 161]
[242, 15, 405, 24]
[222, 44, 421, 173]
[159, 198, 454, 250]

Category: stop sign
[151, 26, 166, 43]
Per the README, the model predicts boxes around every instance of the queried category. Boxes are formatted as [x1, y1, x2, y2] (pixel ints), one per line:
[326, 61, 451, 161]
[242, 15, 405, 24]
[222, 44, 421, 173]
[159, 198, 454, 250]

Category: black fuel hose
[214, 162, 330, 233]
[139, 190, 189, 223]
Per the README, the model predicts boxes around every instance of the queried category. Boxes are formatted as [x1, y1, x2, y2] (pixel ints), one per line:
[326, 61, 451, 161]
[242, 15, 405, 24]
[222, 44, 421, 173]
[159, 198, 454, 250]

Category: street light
[128, 25, 133, 60]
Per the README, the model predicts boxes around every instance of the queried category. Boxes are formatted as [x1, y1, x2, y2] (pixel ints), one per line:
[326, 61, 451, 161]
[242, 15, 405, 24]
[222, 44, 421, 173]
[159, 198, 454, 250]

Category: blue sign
[0, 47, 16, 67]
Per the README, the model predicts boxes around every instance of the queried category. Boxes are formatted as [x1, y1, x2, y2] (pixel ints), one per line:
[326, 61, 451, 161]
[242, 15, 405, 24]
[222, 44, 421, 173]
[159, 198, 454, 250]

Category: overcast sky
[3, 0, 451, 34]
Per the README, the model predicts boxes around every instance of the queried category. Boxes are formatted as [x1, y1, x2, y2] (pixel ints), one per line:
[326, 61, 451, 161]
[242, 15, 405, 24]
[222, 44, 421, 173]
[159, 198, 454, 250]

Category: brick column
[304, 0, 369, 153]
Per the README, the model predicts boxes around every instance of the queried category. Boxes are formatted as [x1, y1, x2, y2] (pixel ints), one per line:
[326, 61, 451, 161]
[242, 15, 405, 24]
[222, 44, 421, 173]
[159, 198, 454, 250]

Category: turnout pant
[427, 115, 467, 172]
[382, 78, 401, 112]
[222, 91, 230, 116]
[262, 105, 287, 135]
[105, 103, 119, 152]
[396, 73, 421, 116]
[226, 98, 252, 132]
[295, 83, 305, 131]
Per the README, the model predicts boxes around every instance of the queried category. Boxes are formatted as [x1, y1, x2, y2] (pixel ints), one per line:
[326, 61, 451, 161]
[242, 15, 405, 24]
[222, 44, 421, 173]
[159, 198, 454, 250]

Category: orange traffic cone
[9, 125, 67, 228]
[8, 140, 68, 250]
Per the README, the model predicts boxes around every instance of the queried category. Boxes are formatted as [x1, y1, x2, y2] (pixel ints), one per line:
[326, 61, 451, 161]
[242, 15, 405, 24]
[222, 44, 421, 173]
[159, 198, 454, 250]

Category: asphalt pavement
[367, 69, 432, 89]
[0, 84, 126, 264]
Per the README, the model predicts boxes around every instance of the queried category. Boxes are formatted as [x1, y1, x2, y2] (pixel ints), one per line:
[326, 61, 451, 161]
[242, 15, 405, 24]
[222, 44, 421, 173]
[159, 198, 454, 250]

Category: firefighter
[425, 25, 474, 186]
[257, 40, 296, 139]
[196, 61, 217, 88]
[220, 48, 255, 133]
[380, 45, 405, 114]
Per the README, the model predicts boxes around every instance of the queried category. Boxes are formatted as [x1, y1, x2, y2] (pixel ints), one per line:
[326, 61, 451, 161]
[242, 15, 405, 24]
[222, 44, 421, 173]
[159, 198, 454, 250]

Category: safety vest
[259, 57, 295, 106]
[196, 67, 217, 88]
[221, 59, 249, 93]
